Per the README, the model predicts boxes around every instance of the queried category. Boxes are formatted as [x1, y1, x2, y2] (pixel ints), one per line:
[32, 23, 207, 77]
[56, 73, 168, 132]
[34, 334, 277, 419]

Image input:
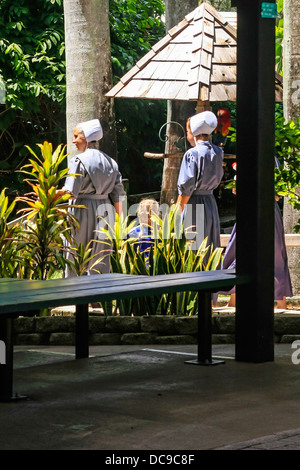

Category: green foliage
[0, 188, 20, 277]
[275, 0, 284, 74]
[97, 205, 222, 315]
[0, 0, 66, 194]
[109, 0, 165, 80]
[225, 104, 300, 232]
[0, 0, 65, 111]
[274, 106, 300, 232]
[0, 140, 222, 315]
[16, 141, 79, 280]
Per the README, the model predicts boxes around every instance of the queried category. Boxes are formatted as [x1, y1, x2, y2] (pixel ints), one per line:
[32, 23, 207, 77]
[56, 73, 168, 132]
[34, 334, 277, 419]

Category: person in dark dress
[218, 158, 293, 309]
[177, 111, 224, 256]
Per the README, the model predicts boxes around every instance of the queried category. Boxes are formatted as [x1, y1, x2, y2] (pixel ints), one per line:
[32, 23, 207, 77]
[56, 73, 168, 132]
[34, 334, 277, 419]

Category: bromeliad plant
[97, 204, 222, 316]
[0, 188, 21, 278]
[15, 141, 80, 280]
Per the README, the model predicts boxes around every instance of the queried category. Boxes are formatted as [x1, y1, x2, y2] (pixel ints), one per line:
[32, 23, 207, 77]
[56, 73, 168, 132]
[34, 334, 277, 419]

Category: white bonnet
[78, 118, 103, 142]
[190, 111, 217, 136]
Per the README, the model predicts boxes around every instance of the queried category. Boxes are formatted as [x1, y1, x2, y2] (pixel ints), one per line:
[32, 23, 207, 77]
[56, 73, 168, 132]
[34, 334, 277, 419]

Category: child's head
[137, 198, 159, 225]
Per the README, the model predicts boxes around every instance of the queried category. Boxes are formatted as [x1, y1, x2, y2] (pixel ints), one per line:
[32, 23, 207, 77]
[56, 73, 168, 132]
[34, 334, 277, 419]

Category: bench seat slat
[0, 271, 248, 314]
[0, 269, 237, 294]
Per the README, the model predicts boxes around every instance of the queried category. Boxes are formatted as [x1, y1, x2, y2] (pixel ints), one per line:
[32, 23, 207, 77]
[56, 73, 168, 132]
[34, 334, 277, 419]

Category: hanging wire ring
[159, 121, 187, 152]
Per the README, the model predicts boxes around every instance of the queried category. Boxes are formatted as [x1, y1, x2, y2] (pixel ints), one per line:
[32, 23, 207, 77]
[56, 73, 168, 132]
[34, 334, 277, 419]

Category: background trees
[1, 0, 299, 206]
[0, 0, 65, 194]
[0, 0, 166, 199]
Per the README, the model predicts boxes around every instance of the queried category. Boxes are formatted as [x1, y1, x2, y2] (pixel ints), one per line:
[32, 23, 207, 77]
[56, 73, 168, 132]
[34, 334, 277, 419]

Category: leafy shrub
[0, 188, 20, 277]
[97, 204, 222, 315]
[15, 141, 79, 280]
[274, 109, 300, 232]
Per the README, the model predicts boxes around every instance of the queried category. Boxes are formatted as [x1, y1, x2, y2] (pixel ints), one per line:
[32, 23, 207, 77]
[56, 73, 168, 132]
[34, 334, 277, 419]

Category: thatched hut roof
[107, 2, 282, 103]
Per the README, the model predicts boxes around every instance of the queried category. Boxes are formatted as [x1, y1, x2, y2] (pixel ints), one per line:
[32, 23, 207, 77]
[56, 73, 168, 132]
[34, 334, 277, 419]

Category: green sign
[261, 2, 277, 18]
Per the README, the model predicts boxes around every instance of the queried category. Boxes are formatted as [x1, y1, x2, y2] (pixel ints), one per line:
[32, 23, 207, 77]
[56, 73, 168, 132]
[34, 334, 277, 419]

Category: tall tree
[160, 0, 199, 205]
[64, 0, 116, 158]
[282, 0, 300, 293]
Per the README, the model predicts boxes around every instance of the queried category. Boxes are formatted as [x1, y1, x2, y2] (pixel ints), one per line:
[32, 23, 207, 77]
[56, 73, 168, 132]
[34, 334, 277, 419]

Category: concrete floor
[1, 343, 300, 450]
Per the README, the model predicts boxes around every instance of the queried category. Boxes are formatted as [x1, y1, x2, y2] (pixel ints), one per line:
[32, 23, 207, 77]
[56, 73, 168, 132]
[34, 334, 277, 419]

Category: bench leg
[0, 317, 28, 401]
[75, 304, 89, 359]
[185, 291, 225, 366]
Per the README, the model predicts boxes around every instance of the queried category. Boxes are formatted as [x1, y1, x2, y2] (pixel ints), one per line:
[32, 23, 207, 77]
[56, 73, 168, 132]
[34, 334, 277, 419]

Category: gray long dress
[63, 147, 126, 276]
[218, 202, 293, 300]
[177, 141, 224, 257]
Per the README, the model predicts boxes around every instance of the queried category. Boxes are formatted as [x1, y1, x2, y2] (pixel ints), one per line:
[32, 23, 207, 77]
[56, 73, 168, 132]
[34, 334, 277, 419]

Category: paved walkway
[1, 343, 300, 450]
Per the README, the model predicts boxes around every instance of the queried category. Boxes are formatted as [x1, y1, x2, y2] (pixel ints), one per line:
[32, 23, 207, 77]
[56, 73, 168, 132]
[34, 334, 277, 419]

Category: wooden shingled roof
[106, 1, 283, 102]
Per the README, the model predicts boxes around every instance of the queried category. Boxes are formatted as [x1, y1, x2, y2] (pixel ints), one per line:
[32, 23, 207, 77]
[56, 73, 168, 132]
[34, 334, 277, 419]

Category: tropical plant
[15, 141, 79, 280]
[97, 204, 222, 315]
[274, 107, 300, 232]
[0, 188, 21, 277]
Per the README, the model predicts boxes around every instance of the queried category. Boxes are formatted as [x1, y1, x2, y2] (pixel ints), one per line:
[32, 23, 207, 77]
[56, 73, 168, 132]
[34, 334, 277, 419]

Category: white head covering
[78, 118, 103, 142]
[190, 111, 217, 137]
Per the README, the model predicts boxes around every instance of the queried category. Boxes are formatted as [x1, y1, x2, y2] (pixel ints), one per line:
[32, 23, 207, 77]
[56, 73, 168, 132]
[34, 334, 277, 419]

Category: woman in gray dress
[62, 118, 126, 276]
[177, 111, 224, 257]
[219, 158, 293, 309]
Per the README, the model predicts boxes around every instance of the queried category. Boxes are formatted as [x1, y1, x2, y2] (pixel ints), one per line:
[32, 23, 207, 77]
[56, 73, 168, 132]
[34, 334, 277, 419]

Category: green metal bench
[0, 270, 249, 401]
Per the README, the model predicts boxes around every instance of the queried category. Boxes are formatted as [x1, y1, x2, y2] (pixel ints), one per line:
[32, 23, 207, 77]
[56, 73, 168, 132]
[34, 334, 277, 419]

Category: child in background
[129, 198, 160, 264]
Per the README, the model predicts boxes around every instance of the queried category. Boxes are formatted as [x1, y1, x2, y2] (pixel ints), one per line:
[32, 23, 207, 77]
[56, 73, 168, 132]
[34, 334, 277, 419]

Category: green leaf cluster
[0, 142, 89, 283]
[224, 104, 300, 232]
[96, 205, 222, 316]
[0, 0, 65, 111]
[109, 0, 165, 80]
[275, 0, 283, 74]
[0, 0, 66, 192]
[0, 188, 21, 277]
[274, 106, 300, 232]
[14, 142, 80, 280]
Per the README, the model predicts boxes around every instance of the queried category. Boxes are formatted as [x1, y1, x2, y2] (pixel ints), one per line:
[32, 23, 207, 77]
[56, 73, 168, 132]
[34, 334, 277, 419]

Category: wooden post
[232, 0, 276, 362]
[196, 100, 211, 113]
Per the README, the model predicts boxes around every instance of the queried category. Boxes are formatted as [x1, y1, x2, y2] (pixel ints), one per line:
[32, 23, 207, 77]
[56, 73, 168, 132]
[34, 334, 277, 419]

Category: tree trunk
[160, 0, 199, 206]
[283, 0, 300, 294]
[64, 0, 117, 159]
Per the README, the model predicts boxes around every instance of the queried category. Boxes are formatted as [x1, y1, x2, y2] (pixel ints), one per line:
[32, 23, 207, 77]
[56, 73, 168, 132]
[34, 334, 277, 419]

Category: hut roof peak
[106, 2, 282, 102]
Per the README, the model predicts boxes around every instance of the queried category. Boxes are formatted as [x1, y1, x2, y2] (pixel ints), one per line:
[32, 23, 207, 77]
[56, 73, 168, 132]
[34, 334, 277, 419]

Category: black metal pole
[75, 304, 89, 359]
[232, 0, 275, 362]
[185, 291, 224, 366]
